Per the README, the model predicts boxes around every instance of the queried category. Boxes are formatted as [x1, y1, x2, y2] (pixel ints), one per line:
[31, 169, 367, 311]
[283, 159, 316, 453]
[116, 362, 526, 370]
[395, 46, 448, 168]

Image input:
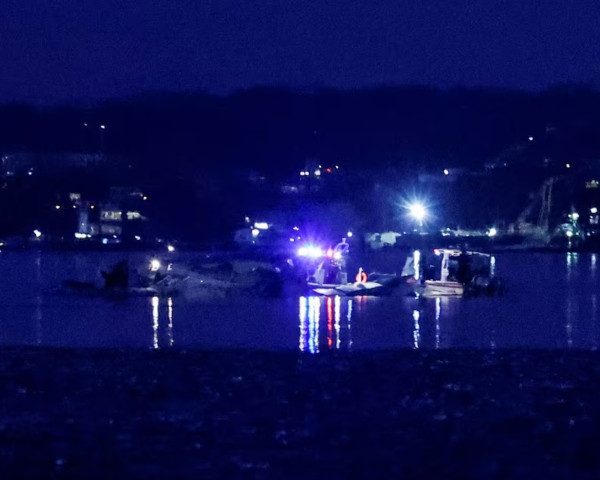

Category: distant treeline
[2, 84, 600, 179]
[2, 85, 600, 241]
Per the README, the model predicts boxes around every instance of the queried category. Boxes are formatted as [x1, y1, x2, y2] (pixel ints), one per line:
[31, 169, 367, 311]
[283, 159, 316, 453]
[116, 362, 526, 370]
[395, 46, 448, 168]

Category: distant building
[1, 151, 109, 177]
[41, 152, 106, 171]
[107, 186, 145, 203]
[0, 152, 36, 176]
[74, 186, 150, 243]
[298, 158, 342, 179]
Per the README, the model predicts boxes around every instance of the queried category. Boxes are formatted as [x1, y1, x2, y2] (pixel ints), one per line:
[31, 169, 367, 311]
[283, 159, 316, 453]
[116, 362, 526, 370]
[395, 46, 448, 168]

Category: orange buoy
[355, 268, 368, 283]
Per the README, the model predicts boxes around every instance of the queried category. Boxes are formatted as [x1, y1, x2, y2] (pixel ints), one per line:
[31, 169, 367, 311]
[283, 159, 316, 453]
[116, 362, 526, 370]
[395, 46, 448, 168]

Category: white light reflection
[309, 297, 321, 353]
[435, 297, 441, 349]
[592, 254, 597, 279]
[335, 296, 341, 350]
[566, 252, 578, 281]
[299, 296, 353, 353]
[152, 296, 159, 349]
[592, 294, 598, 350]
[167, 297, 174, 347]
[565, 296, 575, 348]
[347, 299, 353, 350]
[413, 250, 421, 281]
[412, 310, 420, 349]
[299, 296, 308, 352]
[35, 251, 42, 282]
[490, 255, 496, 277]
[35, 295, 43, 345]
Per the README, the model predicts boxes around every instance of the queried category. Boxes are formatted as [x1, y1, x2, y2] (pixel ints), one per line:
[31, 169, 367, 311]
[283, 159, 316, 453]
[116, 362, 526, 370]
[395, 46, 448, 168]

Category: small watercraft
[416, 248, 504, 298]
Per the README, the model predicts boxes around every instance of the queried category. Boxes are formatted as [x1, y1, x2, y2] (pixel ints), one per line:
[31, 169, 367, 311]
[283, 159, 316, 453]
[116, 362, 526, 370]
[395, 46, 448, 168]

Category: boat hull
[421, 280, 464, 297]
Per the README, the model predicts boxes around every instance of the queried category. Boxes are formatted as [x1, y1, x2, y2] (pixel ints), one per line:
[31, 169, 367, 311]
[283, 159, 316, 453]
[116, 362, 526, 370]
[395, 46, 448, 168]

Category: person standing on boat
[457, 248, 471, 284]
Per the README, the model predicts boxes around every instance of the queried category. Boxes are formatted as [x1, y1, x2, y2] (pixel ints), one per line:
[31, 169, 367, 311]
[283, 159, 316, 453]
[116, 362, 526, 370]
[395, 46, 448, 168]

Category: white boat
[419, 249, 465, 297]
[417, 248, 501, 298]
[421, 280, 464, 297]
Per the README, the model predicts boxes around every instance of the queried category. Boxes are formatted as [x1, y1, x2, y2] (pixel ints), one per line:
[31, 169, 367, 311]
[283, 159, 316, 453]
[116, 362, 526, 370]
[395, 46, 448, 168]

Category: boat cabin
[422, 248, 492, 284]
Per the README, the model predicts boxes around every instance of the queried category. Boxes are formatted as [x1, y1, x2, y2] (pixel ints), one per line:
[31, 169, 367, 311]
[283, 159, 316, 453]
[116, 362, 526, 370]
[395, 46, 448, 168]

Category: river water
[1, 249, 599, 351]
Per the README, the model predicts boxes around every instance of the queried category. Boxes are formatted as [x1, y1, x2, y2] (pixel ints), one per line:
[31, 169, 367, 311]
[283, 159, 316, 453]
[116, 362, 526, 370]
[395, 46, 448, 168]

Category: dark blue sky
[2, 0, 600, 104]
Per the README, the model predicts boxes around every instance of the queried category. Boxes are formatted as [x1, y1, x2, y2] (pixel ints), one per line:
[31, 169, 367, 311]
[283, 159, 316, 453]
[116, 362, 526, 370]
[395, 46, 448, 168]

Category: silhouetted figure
[326, 263, 340, 284]
[102, 260, 129, 289]
[457, 251, 471, 284]
[420, 250, 438, 281]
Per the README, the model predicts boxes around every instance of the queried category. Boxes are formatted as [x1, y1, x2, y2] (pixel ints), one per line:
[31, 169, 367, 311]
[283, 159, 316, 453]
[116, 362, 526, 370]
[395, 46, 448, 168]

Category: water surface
[1, 250, 598, 351]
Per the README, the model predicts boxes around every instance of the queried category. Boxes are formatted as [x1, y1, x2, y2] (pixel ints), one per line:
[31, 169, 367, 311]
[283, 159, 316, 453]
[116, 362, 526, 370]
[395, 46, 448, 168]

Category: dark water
[1, 250, 599, 351]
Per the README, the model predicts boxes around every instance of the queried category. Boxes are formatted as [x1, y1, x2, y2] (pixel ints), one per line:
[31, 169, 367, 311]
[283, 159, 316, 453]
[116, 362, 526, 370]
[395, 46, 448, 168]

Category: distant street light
[99, 125, 106, 151]
[83, 123, 107, 151]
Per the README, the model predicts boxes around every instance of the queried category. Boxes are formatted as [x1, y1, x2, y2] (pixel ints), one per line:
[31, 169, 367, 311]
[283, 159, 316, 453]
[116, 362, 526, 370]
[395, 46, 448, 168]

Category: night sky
[2, 0, 600, 104]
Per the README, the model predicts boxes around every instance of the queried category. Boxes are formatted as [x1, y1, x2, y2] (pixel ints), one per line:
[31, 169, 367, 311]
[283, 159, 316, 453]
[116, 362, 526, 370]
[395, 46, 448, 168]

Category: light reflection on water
[152, 296, 159, 349]
[435, 297, 441, 349]
[151, 296, 175, 350]
[2, 251, 600, 350]
[567, 251, 579, 281]
[168, 297, 174, 347]
[334, 296, 341, 350]
[310, 297, 320, 353]
[34, 295, 42, 345]
[346, 299, 353, 350]
[565, 296, 574, 349]
[299, 296, 308, 352]
[412, 309, 420, 349]
[298, 295, 353, 353]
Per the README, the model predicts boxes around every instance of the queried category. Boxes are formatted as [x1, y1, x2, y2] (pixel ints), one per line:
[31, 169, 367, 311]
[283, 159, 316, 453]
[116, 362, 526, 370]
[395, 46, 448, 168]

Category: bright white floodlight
[409, 203, 426, 222]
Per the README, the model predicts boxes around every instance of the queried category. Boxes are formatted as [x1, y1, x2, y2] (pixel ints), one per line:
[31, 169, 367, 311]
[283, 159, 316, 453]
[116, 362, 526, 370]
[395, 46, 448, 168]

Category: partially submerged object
[59, 256, 283, 300]
[59, 259, 179, 298]
[140, 256, 284, 300]
[309, 280, 391, 297]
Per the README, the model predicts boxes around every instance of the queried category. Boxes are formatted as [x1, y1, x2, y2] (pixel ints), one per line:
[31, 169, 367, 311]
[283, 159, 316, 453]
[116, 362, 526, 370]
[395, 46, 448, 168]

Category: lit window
[100, 210, 122, 221]
[126, 211, 142, 220]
